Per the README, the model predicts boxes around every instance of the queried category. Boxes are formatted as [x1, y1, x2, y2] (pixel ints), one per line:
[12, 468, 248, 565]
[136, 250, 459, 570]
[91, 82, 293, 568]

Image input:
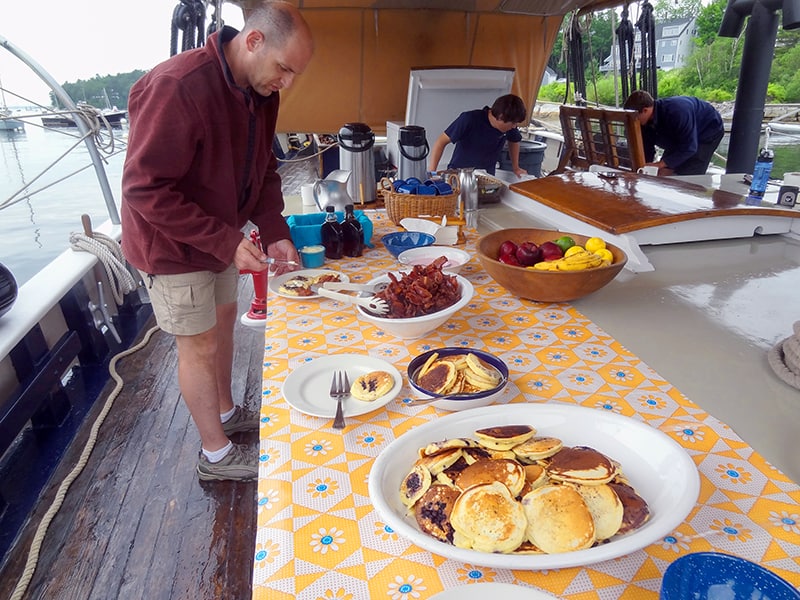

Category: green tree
[52, 70, 145, 110]
[695, 0, 726, 45]
[652, 0, 702, 20]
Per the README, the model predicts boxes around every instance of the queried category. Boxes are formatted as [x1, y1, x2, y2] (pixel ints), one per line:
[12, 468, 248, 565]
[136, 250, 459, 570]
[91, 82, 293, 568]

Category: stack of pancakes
[414, 352, 503, 395]
[399, 424, 650, 554]
[278, 272, 341, 296]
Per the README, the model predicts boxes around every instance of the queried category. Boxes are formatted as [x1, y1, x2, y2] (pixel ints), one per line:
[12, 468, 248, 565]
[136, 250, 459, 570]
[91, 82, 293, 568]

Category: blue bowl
[381, 231, 435, 258]
[660, 552, 800, 600]
[407, 347, 509, 411]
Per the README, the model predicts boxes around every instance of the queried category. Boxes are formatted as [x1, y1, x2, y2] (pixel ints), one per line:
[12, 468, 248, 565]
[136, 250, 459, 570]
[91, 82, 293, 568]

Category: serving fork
[313, 285, 389, 315]
[330, 370, 349, 429]
[323, 281, 390, 294]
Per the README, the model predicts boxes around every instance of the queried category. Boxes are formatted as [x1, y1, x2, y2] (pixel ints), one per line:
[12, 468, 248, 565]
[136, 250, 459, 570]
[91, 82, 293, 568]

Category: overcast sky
[1, 0, 245, 107]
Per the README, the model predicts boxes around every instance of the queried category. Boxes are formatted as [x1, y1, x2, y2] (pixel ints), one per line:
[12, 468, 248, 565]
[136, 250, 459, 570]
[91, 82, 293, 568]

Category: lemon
[593, 248, 614, 262]
[564, 245, 586, 257]
[585, 237, 606, 253]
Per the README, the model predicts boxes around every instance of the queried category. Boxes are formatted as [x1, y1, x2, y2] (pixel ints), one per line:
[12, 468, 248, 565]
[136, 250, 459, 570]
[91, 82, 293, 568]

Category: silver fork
[330, 370, 349, 429]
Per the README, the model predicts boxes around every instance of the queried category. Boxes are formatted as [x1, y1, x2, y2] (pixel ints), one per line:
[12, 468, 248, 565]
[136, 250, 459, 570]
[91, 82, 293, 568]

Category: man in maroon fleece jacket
[121, 1, 313, 481]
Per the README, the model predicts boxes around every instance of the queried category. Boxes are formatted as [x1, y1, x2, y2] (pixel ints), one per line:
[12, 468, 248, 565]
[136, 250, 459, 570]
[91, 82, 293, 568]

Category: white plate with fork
[281, 354, 403, 418]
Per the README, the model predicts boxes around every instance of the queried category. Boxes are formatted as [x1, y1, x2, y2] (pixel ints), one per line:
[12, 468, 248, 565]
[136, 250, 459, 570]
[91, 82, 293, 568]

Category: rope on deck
[9, 324, 161, 600]
[768, 320, 800, 390]
[69, 231, 138, 305]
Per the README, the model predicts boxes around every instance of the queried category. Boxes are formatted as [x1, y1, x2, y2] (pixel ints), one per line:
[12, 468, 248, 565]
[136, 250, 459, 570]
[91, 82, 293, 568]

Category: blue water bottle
[745, 148, 774, 205]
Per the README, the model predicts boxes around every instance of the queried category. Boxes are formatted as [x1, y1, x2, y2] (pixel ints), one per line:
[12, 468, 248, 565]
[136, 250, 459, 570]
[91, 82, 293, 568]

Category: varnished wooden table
[503, 172, 800, 272]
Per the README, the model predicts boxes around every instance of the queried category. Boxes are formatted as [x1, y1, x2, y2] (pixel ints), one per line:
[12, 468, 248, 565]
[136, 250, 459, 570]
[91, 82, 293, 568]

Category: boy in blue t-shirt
[428, 94, 528, 177]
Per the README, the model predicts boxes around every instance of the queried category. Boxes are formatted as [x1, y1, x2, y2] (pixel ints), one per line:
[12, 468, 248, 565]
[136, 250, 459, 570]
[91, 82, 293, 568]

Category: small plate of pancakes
[407, 347, 509, 411]
[281, 354, 403, 418]
[269, 269, 349, 299]
[367, 402, 700, 570]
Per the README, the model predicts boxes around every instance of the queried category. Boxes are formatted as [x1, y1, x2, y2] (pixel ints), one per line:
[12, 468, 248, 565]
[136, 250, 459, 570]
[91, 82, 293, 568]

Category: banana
[563, 252, 602, 265]
[559, 258, 602, 269]
[531, 261, 558, 271]
[562, 249, 592, 260]
[556, 260, 589, 271]
[554, 253, 604, 270]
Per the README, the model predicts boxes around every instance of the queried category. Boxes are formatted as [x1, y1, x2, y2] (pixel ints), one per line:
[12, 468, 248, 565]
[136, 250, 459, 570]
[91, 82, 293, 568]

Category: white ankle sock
[220, 406, 236, 423]
[203, 440, 233, 463]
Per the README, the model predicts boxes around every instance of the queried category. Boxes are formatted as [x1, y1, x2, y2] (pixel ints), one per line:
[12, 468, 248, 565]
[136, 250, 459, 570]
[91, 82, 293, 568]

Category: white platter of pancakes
[367, 403, 700, 570]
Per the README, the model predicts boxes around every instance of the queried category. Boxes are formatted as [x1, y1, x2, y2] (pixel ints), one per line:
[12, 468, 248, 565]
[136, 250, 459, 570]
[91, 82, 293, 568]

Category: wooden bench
[554, 105, 646, 173]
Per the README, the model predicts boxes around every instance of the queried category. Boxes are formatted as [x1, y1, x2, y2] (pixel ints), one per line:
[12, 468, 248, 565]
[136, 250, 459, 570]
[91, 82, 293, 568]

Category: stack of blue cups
[392, 177, 453, 196]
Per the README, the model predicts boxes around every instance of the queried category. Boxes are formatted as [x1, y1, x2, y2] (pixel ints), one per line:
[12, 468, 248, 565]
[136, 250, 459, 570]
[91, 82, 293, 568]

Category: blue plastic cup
[397, 183, 418, 194]
[299, 245, 325, 268]
[433, 181, 453, 195]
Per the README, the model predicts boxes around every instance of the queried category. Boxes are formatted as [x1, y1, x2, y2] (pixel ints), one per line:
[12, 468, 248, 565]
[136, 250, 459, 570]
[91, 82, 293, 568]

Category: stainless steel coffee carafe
[338, 122, 376, 205]
[397, 125, 429, 182]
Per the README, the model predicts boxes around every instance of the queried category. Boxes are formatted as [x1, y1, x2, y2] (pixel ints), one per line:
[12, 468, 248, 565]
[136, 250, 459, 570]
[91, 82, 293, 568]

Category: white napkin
[400, 218, 458, 246]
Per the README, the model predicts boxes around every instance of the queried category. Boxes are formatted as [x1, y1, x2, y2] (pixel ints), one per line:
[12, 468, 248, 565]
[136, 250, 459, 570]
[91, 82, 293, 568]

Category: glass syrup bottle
[321, 206, 343, 259]
[342, 204, 363, 257]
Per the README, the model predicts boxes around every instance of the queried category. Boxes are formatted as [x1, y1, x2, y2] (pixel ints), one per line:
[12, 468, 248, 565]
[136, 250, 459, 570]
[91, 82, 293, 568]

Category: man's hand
[513, 166, 528, 178]
[234, 236, 268, 272]
[266, 239, 301, 275]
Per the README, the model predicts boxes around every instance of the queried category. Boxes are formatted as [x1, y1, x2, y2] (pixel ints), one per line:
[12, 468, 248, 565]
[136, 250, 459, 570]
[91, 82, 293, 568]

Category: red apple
[515, 242, 542, 266]
[498, 252, 521, 266]
[540, 241, 563, 261]
[498, 240, 517, 258]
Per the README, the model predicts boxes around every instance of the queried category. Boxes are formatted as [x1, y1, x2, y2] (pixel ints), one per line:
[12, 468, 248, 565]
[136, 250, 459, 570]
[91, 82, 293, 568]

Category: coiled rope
[9, 324, 161, 600]
[69, 231, 138, 306]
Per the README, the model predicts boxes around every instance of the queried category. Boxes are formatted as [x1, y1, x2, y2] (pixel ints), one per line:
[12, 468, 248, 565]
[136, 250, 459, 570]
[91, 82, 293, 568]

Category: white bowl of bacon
[356, 262, 474, 340]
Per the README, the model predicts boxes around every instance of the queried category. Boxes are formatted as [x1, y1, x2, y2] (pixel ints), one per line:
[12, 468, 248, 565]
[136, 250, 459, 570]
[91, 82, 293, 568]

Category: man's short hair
[490, 94, 527, 124]
[623, 90, 655, 112]
[245, 1, 297, 49]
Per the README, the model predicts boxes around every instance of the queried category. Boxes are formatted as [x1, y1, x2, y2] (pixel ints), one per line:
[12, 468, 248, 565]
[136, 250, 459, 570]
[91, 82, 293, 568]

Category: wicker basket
[379, 175, 460, 226]
[477, 174, 505, 205]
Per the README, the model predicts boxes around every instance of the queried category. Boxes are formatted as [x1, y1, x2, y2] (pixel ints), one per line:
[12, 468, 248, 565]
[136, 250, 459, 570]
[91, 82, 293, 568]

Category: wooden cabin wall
[276, 8, 562, 134]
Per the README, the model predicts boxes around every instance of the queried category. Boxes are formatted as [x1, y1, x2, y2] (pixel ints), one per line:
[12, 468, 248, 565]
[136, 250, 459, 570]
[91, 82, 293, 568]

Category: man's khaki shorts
[141, 263, 239, 336]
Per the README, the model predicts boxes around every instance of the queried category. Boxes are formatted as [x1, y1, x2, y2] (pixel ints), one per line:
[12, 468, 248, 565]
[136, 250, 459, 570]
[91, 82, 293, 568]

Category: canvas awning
[228, 1, 622, 133]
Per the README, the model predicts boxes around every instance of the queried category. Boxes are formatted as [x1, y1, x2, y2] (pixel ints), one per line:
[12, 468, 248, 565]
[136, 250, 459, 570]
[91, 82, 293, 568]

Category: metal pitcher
[458, 168, 478, 214]
[313, 170, 353, 213]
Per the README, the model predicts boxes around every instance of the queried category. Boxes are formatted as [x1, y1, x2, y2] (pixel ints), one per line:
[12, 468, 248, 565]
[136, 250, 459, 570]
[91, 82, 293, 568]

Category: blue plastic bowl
[660, 552, 800, 600]
[381, 231, 435, 258]
[406, 347, 508, 411]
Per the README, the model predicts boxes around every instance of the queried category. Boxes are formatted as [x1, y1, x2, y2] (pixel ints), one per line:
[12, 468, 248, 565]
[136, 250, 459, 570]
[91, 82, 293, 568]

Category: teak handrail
[554, 105, 646, 174]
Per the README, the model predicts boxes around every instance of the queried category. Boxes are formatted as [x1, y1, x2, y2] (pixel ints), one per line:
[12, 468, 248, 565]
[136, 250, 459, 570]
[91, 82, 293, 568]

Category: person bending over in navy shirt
[428, 94, 528, 177]
[623, 90, 724, 176]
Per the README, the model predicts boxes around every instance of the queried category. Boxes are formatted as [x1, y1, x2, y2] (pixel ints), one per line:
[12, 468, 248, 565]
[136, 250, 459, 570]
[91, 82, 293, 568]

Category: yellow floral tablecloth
[253, 211, 800, 599]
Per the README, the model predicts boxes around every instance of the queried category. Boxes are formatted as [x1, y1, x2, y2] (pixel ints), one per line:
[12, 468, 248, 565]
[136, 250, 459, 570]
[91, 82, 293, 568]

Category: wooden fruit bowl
[476, 228, 627, 303]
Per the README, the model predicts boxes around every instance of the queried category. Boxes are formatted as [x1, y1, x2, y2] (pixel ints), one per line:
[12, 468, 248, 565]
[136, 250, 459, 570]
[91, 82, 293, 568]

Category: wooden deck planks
[0, 281, 264, 600]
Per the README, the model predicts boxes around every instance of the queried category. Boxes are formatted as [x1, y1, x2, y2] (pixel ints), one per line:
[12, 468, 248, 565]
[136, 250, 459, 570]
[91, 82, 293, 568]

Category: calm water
[2, 123, 799, 288]
[0, 123, 126, 286]
[713, 129, 800, 178]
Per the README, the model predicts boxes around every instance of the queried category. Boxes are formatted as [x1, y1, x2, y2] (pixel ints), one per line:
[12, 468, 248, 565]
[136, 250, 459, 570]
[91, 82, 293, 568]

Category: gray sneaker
[222, 405, 260, 435]
[197, 443, 258, 482]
